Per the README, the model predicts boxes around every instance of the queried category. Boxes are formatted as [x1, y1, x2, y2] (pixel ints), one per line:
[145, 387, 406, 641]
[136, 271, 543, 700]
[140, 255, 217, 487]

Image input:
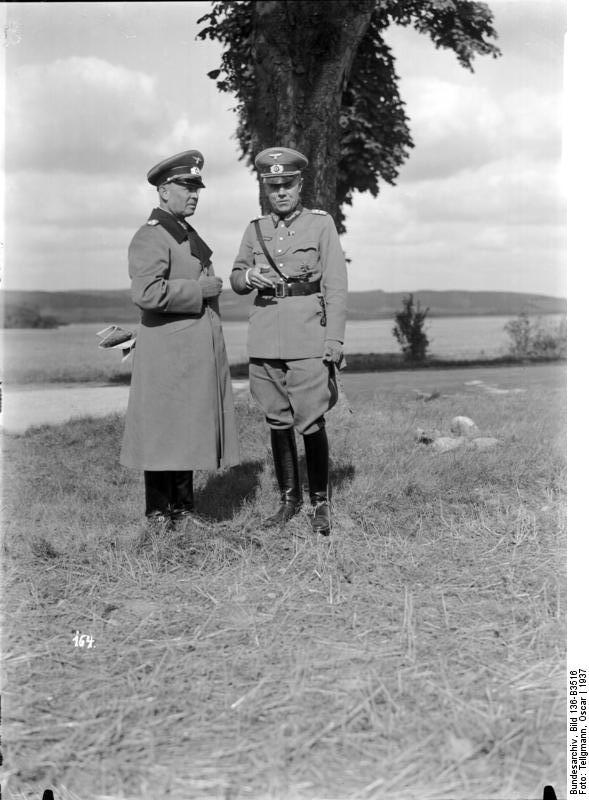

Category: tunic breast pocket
[292, 240, 319, 271]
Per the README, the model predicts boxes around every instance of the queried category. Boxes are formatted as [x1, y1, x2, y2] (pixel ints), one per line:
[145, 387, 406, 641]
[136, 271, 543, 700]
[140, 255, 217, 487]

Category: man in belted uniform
[120, 150, 240, 532]
[230, 146, 347, 535]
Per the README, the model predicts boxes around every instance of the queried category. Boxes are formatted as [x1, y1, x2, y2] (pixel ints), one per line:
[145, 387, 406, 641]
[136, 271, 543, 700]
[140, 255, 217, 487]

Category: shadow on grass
[194, 459, 265, 521]
[331, 461, 356, 488]
[297, 457, 356, 491]
[194, 454, 355, 521]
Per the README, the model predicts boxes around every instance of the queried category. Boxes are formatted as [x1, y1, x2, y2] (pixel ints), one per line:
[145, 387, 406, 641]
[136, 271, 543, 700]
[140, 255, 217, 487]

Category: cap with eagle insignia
[147, 150, 206, 188]
[255, 147, 308, 185]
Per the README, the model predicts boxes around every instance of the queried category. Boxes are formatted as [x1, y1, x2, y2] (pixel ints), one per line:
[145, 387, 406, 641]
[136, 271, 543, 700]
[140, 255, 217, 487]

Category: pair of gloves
[323, 339, 345, 369]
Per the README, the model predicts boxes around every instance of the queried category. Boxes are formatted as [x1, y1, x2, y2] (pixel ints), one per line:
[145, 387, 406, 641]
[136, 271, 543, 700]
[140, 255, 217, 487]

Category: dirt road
[339, 362, 566, 403]
[2, 363, 565, 434]
[1, 382, 249, 434]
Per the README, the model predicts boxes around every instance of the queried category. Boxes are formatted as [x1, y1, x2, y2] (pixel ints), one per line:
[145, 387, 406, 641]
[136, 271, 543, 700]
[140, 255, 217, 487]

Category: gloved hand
[199, 275, 223, 298]
[323, 339, 345, 368]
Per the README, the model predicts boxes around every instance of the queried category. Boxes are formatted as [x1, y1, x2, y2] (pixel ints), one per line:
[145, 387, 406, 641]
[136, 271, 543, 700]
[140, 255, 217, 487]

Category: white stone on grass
[450, 416, 480, 437]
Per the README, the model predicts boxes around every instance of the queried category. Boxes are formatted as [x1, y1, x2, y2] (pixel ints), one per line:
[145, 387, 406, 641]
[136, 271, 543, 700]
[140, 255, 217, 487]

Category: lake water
[228, 315, 565, 360]
[2, 315, 565, 377]
[224, 317, 522, 361]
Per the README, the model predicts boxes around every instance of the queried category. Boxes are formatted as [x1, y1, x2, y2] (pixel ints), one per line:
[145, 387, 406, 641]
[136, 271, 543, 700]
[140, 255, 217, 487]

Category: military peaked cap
[147, 150, 205, 188]
[255, 146, 308, 184]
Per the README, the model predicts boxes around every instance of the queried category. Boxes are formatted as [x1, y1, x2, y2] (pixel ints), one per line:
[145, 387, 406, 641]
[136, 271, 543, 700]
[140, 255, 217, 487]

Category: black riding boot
[145, 471, 173, 516]
[262, 427, 302, 528]
[170, 471, 194, 515]
[144, 471, 174, 532]
[303, 427, 331, 535]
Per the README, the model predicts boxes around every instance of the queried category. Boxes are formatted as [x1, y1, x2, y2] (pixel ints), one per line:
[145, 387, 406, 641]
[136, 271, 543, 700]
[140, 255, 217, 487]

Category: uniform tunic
[230, 206, 347, 433]
[230, 206, 347, 357]
[120, 208, 240, 471]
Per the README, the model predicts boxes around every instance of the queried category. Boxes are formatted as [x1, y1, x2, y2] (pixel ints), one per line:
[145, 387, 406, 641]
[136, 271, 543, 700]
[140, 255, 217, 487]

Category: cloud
[6, 170, 152, 228]
[341, 152, 566, 297]
[342, 197, 565, 296]
[5, 50, 248, 181]
[406, 160, 564, 226]
[155, 117, 246, 178]
[6, 147, 256, 239]
[398, 77, 561, 181]
[5, 58, 162, 172]
[382, 0, 564, 190]
[4, 162, 259, 291]
[343, 155, 564, 249]
[386, 0, 565, 86]
[490, 0, 566, 67]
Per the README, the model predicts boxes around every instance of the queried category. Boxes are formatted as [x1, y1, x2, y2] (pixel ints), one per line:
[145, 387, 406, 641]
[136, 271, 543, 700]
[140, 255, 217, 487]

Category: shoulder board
[311, 209, 328, 215]
[250, 215, 267, 223]
[147, 219, 159, 226]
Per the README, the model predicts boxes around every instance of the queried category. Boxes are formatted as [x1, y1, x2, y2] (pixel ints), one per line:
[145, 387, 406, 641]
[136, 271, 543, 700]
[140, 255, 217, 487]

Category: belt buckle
[275, 282, 287, 298]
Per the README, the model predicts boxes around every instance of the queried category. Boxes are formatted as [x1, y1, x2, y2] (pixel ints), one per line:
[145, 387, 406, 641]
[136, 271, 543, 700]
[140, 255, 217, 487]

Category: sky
[1, 0, 568, 297]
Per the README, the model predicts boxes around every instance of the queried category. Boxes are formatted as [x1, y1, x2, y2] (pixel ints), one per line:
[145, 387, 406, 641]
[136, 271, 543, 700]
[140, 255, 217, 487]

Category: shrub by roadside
[504, 313, 566, 360]
[2, 303, 60, 329]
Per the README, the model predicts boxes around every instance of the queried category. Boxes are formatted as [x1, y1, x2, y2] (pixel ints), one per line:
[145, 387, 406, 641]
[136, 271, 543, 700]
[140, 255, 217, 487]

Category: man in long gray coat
[230, 146, 347, 535]
[121, 150, 240, 531]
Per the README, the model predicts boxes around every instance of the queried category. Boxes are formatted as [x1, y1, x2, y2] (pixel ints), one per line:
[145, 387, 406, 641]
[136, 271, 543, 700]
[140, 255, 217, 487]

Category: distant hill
[341, 290, 566, 320]
[1, 288, 566, 326]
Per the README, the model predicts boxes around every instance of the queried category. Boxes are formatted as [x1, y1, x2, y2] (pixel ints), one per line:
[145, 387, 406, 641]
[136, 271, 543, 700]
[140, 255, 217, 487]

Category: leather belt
[258, 279, 321, 298]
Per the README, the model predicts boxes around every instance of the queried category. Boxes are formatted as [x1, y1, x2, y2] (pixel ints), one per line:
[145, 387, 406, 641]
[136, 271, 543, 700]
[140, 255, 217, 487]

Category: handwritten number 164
[72, 631, 95, 648]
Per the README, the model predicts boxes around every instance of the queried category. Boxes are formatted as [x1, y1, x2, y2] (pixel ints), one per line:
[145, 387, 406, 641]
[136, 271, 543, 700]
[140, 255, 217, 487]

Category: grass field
[1, 376, 566, 800]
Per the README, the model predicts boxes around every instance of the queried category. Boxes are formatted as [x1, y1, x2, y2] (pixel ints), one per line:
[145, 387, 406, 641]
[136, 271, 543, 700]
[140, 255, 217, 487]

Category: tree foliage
[197, 0, 500, 230]
[393, 293, 429, 362]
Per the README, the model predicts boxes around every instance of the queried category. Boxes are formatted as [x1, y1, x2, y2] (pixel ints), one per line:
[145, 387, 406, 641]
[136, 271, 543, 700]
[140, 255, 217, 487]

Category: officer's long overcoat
[120, 208, 240, 471]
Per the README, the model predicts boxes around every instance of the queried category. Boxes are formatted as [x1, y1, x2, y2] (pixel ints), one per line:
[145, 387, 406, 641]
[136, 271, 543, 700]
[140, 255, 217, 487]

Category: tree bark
[250, 0, 376, 215]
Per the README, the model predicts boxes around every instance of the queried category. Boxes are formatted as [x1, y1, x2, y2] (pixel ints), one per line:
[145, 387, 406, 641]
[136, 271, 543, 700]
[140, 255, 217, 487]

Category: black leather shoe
[310, 493, 331, 535]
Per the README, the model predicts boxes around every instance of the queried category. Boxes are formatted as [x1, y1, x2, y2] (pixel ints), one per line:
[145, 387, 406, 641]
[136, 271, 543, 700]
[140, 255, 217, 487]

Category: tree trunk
[250, 0, 376, 215]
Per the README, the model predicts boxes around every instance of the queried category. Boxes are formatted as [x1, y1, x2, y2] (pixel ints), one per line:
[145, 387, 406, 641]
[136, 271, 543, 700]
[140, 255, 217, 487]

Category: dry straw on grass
[1, 377, 566, 800]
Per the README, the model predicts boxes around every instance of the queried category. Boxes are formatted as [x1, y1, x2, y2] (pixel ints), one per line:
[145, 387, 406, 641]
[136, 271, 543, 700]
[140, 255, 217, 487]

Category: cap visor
[263, 173, 300, 185]
[167, 175, 205, 188]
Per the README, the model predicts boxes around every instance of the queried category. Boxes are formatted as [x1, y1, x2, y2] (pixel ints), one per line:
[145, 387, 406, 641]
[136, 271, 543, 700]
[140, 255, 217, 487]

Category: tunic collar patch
[270, 204, 303, 228]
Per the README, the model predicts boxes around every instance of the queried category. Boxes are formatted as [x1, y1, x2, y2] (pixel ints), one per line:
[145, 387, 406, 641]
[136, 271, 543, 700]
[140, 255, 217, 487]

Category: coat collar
[148, 207, 189, 243]
[148, 207, 212, 266]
